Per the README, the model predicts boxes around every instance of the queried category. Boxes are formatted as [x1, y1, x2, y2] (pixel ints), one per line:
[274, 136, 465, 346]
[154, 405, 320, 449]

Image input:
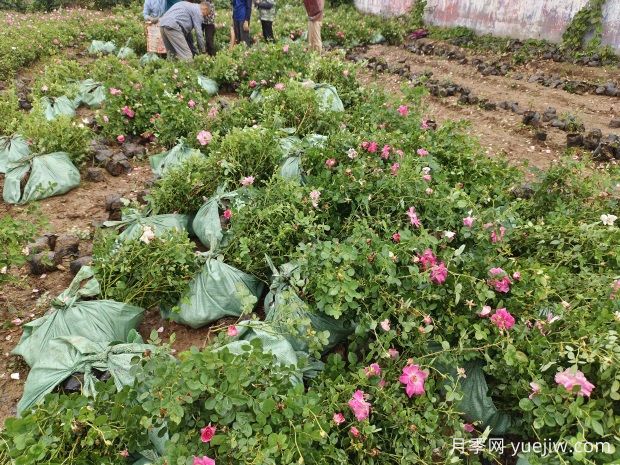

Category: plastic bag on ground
[437, 359, 513, 434]
[217, 322, 305, 385]
[11, 266, 145, 368]
[192, 188, 248, 250]
[149, 141, 204, 177]
[197, 75, 219, 96]
[117, 46, 136, 59]
[3, 152, 80, 204]
[103, 209, 193, 242]
[140, 53, 161, 65]
[278, 133, 326, 180]
[41, 96, 77, 121]
[17, 330, 154, 415]
[264, 260, 353, 353]
[0, 134, 29, 174]
[75, 79, 106, 108]
[315, 84, 344, 112]
[88, 40, 117, 55]
[161, 256, 263, 329]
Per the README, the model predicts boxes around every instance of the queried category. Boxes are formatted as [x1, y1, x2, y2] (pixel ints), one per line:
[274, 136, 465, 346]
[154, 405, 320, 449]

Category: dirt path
[354, 43, 620, 170]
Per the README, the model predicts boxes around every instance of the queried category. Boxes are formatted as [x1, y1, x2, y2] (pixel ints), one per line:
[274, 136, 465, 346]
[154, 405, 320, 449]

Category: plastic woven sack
[161, 257, 263, 329]
[11, 267, 144, 368]
[315, 84, 344, 112]
[192, 189, 248, 250]
[149, 141, 204, 177]
[197, 75, 219, 96]
[264, 260, 353, 353]
[117, 46, 136, 59]
[140, 53, 161, 65]
[3, 152, 80, 204]
[218, 322, 303, 384]
[438, 359, 512, 434]
[17, 331, 154, 415]
[75, 79, 106, 108]
[88, 40, 117, 55]
[0, 134, 29, 174]
[103, 209, 193, 242]
[41, 96, 77, 121]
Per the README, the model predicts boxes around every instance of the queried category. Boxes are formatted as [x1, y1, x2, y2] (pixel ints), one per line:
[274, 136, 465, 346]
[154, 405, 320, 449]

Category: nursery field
[0, 1, 619, 465]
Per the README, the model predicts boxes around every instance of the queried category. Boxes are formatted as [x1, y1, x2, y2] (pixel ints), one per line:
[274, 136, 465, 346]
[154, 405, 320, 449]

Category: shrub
[221, 178, 331, 281]
[93, 229, 199, 309]
[149, 154, 221, 215]
[18, 114, 93, 166]
[0, 209, 42, 284]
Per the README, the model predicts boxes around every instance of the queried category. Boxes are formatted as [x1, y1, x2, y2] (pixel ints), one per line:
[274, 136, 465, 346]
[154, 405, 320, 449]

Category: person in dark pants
[231, 0, 252, 46]
[202, 0, 216, 55]
[254, 0, 275, 41]
[187, 0, 216, 55]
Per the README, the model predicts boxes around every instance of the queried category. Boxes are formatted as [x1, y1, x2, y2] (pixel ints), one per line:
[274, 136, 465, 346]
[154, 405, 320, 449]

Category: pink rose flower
[283, 44, 289, 53]
[309, 189, 321, 208]
[200, 423, 216, 443]
[333, 412, 345, 425]
[274, 83, 285, 91]
[529, 382, 541, 399]
[491, 226, 507, 243]
[197, 130, 212, 146]
[249, 80, 257, 88]
[512, 271, 521, 281]
[390, 163, 400, 176]
[121, 106, 135, 118]
[117, 135, 125, 143]
[392, 232, 401, 243]
[430, 262, 448, 285]
[422, 174, 432, 182]
[399, 364, 428, 398]
[463, 216, 475, 228]
[364, 363, 381, 378]
[388, 348, 399, 359]
[380, 319, 390, 331]
[109, 88, 122, 95]
[193, 456, 215, 465]
[367, 141, 378, 153]
[397, 105, 409, 116]
[423, 315, 432, 325]
[188, 99, 196, 109]
[555, 368, 594, 397]
[240, 176, 255, 186]
[227, 325, 238, 337]
[418, 249, 437, 270]
[119, 449, 129, 457]
[348, 390, 371, 421]
[407, 207, 422, 228]
[223, 209, 232, 220]
[478, 305, 492, 317]
[381, 145, 391, 160]
[417, 148, 428, 157]
[463, 423, 475, 433]
[490, 308, 515, 330]
[350, 426, 360, 437]
[325, 158, 337, 169]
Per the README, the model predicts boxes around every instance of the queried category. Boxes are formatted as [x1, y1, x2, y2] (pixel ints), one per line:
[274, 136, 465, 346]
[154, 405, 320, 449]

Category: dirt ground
[1, 39, 619, 425]
[355, 43, 620, 170]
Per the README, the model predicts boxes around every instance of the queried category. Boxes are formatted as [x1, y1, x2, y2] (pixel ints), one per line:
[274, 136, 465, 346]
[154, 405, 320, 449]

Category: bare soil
[356, 43, 620, 170]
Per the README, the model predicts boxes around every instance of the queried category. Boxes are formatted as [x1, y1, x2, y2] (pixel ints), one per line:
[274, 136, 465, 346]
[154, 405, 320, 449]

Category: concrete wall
[353, 0, 620, 53]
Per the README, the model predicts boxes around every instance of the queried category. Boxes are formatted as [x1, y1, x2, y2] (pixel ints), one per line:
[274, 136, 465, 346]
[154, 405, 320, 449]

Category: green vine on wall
[561, 0, 606, 52]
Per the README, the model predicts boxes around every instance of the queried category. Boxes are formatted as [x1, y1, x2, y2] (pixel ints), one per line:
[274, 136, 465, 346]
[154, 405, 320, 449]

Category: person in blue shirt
[143, 0, 166, 20]
[144, 0, 180, 20]
[231, 0, 252, 46]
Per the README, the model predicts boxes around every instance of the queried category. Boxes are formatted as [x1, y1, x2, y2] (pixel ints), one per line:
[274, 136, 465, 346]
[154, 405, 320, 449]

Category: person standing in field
[202, 0, 217, 55]
[303, 0, 323, 53]
[254, 0, 276, 42]
[231, 0, 252, 46]
[159, 1, 210, 60]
